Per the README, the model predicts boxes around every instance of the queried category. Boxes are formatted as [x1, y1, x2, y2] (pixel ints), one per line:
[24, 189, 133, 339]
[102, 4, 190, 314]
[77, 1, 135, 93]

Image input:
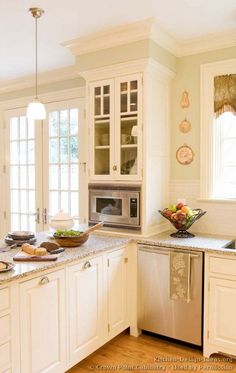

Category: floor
[67, 332, 236, 373]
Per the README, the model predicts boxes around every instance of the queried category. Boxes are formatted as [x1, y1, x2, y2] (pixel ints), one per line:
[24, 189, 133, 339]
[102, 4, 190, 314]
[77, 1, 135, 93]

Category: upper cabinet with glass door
[89, 74, 142, 180]
[116, 75, 142, 179]
[90, 79, 114, 178]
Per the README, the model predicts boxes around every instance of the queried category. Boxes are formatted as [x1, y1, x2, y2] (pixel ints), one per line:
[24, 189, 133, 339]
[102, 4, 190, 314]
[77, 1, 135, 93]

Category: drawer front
[0, 342, 11, 371]
[209, 256, 236, 277]
[0, 288, 10, 312]
[0, 315, 10, 344]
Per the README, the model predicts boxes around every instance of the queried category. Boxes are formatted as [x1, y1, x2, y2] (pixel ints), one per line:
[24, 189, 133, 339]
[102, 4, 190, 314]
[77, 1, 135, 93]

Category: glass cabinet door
[92, 81, 114, 176]
[117, 76, 141, 177]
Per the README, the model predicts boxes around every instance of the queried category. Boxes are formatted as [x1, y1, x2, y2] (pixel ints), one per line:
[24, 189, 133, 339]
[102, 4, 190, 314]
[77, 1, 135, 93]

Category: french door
[4, 98, 86, 232]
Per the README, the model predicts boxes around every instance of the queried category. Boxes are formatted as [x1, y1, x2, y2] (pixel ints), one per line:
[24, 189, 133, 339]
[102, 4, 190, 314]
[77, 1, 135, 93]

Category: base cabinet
[209, 277, 236, 352]
[68, 256, 104, 367]
[19, 269, 66, 373]
[204, 254, 236, 357]
[3, 244, 131, 373]
[106, 248, 129, 339]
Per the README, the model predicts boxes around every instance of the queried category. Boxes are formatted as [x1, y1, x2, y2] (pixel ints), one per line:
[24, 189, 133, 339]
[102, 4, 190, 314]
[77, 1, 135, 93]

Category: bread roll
[34, 247, 47, 256]
[0, 262, 7, 270]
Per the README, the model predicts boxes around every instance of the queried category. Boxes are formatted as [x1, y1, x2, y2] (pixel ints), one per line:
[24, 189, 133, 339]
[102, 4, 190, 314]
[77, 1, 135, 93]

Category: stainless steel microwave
[89, 184, 141, 230]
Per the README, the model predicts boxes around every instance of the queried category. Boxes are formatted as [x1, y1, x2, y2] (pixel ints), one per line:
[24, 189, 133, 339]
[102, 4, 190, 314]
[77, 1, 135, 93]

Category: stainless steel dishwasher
[138, 244, 203, 346]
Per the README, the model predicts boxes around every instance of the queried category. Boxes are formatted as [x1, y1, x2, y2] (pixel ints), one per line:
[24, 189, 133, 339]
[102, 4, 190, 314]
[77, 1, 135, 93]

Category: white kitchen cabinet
[106, 248, 130, 339]
[89, 74, 142, 181]
[19, 269, 66, 373]
[67, 256, 104, 368]
[204, 254, 236, 357]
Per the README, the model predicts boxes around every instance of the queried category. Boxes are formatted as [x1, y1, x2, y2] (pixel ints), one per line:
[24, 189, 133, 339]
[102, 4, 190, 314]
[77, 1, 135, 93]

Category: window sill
[197, 198, 236, 204]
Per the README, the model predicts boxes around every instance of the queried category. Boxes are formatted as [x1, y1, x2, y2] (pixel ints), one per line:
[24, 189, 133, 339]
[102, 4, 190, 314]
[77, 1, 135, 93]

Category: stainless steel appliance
[89, 184, 141, 230]
[138, 244, 203, 346]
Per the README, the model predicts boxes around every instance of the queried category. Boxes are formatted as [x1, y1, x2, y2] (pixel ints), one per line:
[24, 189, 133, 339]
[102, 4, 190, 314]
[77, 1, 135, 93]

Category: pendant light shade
[27, 7, 46, 120]
[27, 98, 46, 120]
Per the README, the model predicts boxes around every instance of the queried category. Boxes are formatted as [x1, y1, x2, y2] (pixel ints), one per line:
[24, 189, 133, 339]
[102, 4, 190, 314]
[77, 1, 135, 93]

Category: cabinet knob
[83, 261, 91, 269]
[39, 276, 50, 285]
[113, 165, 117, 171]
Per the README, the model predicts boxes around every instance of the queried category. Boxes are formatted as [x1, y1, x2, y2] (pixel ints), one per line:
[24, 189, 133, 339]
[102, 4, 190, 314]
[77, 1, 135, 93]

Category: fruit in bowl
[159, 203, 206, 238]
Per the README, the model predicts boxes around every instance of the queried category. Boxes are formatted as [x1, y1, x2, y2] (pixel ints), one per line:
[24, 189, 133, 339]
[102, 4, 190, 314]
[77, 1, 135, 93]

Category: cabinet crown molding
[62, 18, 236, 59]
[78, 58, 175, 82]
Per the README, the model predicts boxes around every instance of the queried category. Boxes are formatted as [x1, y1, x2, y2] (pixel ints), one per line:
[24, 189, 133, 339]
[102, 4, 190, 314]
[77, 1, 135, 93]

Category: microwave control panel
[130, 198, 138, 218]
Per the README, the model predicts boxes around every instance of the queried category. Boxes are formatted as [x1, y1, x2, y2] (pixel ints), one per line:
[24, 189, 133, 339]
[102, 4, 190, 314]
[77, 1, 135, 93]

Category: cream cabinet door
[209, 277, 236, 353]
[68, 256, 104, 367]
[107, 248, 129, 339]
[19, 269, 66, 373]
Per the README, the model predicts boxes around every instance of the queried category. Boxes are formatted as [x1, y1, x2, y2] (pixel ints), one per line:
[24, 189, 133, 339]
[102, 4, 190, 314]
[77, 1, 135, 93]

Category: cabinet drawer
[0, 288, 10, 312]
[209, 256, 236, 277]
[0, 315, 10, 344]
[0, 342, 11, 370]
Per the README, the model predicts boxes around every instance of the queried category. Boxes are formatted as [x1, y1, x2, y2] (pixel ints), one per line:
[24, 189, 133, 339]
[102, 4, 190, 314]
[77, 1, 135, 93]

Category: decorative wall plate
[179, 118, 191, 133]
[181, 91, 190, 108]
[176, 144, 194, 165]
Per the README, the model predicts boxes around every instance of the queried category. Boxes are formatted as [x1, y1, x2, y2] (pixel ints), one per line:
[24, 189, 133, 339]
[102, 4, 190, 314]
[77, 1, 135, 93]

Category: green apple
[168, 204, 177, 213]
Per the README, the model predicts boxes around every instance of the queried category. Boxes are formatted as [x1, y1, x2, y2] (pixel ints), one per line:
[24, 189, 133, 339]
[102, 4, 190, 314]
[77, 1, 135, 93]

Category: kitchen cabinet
[19, 269, 66, 373]
[204, 254, 236, 357]
[67, 256, 104, 368]
[0, 242, 132, 372]
[106, 247, 130, 339]
[89, 74, 142, 181]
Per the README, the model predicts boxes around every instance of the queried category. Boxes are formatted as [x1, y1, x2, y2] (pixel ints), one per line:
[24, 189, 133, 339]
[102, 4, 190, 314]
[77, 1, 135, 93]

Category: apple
[163, 208, 172, 218]
[168, 204, 177, 213]
[176, 202, 184, 210]
[176, 212, 186, 221]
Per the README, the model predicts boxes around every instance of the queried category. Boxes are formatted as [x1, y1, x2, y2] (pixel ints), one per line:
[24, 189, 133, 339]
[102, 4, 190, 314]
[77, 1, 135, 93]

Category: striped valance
[214, 74, 236, 118]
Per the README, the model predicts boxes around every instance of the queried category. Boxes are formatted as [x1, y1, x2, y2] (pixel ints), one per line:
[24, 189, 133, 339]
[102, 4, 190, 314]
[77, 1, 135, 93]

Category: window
[213, 112, 236, 198]
[200, 59, 236, 200]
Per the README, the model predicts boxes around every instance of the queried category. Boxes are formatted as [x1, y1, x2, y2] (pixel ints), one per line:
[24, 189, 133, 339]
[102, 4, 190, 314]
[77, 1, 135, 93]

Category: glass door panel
[119, 78, 139, 175]
[47, 108, 79, 219]
[9, 116, 37, 231]
[92, 82, 113, 176]
[6, 99, 83, 234]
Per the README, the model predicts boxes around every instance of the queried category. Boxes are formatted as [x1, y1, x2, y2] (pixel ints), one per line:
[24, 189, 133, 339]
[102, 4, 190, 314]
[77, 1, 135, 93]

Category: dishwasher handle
[138, 246, 201, 258]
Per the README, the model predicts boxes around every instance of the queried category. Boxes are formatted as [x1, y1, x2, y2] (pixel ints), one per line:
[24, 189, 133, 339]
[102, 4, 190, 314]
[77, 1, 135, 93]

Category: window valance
[214, 74, 236, 118]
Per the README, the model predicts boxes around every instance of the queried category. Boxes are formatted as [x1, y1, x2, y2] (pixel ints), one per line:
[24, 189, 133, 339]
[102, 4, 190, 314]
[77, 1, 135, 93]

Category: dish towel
[169, 252, 191, 303]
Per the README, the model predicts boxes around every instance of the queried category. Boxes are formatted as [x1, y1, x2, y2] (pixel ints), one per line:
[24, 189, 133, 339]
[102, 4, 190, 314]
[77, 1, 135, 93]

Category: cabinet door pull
[83, 261, 91, 269]
[40, 276, 50, 285]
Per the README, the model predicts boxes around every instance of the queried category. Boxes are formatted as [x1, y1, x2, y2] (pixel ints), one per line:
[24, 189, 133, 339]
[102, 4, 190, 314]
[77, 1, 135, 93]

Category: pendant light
[27, 7, 46, 120]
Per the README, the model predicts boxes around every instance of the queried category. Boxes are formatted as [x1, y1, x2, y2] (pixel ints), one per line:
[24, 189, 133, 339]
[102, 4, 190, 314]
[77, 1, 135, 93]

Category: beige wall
[171, 46, 236, 180]
[0, 77, 85, 102]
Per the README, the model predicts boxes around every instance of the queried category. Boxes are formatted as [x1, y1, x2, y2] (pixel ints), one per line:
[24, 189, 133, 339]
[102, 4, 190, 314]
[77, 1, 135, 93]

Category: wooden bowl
[53, 233, 89, 247]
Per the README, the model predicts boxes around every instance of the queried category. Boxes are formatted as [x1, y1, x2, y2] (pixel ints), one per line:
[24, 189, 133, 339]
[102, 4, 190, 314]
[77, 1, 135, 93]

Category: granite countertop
[1, 230, 235, 286]
[139, 231, 236, 254]
[0, 232, 130, 285]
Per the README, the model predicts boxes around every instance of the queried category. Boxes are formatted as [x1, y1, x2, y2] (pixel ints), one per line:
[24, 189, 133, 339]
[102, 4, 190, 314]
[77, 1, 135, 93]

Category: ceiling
[1, 0, 236, 83]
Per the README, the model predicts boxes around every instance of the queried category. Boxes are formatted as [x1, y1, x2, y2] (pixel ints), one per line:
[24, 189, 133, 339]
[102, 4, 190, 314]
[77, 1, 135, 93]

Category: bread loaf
[40, 242, 59, 252]
[21, 243, 36, 255]
[21, 244, 47, 256]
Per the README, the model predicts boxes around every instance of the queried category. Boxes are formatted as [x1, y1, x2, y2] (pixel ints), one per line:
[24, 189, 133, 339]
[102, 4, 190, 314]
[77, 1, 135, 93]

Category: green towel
[169, 252, 191, 303]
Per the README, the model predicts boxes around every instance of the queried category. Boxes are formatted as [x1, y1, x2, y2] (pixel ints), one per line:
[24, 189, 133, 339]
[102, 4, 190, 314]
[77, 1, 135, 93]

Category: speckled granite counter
[139, 231, 235, 254]
[0, 232, 130, 285]
[1, 230, 235, 285]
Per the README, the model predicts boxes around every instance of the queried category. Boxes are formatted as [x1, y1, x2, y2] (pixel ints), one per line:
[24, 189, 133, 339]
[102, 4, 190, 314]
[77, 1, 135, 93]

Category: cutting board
[13, 250, 58, 262]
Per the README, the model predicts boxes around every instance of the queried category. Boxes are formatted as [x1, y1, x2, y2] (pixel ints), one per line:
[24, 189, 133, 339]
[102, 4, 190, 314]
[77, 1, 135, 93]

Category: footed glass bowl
[158, 208, 206, 238]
